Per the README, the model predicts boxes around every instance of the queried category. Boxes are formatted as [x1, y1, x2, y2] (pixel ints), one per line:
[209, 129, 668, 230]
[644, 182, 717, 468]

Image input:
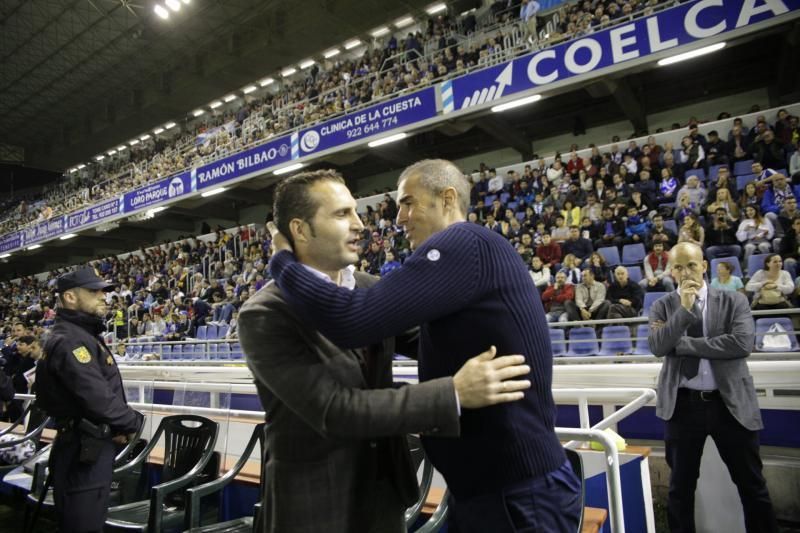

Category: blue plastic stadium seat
[484, 194, 497, 205]
[193, 343, 206, 360]
[708, 164, 728, 181]
[641, 292, 668, 317]
[216, 325, 229, 339]
[205, 324, 218, 339]
[566, 327, 599, 357]
[549, 328, 567, 357]
[506, 201, 519, 211]
[499, 192, 511, 204]
[710, 256, 743, 278]
[597, 246, 621, 267]
[207, 343, 219, 360]
[734, 159, 754, 176]
[736, 173, 757, 191]
[631, 324, 653, 356]
[627, 266, 643, 284]
[622, 243, 646, 266]
[195, 325, 207, 340]
[754, 318, 798, 352]
[218, 342, 232, 359]
[231, 343, 244, 360]
[160, 344, 172, 360]
[172, 344, 184, 359]
[663, 219, 678, 235]
[515, 212, 526, 221]
[598, 326, 634, 356]
[747, 253, 770, 278]
[686, 168, 706, 182]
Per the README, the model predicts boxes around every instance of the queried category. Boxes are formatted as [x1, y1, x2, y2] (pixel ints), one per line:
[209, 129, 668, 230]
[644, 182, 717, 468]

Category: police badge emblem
[72, 346, 92, 364]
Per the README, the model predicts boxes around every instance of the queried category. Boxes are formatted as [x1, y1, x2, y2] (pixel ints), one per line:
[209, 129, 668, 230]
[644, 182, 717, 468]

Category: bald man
[648, 242, 777, 532]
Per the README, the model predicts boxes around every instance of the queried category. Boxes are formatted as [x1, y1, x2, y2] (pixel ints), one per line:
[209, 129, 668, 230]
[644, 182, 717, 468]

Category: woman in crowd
[678, 212, 705, 247]
[710, 261, 745, 293]
[738, 181, 760, 211]
[746, 254, 794, 311]
[560, 253, 582, 285]
[737, 205, 774, 264]
[706, 187, 740, 221]
[588, 252, 610, 284]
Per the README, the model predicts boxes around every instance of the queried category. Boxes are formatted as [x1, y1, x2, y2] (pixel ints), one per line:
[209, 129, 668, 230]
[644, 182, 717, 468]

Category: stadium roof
[0, 0, 438, 171]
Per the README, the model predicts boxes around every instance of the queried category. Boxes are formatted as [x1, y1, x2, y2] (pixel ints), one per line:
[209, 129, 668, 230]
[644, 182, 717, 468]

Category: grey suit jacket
[238, 272, 459, 533]
[648, 287, 763, 431]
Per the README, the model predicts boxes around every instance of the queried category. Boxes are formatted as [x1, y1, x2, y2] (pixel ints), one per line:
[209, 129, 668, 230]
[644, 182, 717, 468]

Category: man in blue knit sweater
[269, 159, 580, 532]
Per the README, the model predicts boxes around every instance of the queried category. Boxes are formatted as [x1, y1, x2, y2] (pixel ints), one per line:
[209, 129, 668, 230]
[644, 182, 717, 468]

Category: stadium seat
[754, 317, 798, 352]
[216, 325, 229, 339]
[747, 253, 770, 278]
[208, 343, 219, 360]
[708, 164, 728, 181]
[160, 344, 172, 360]
[193, 343, 206, 360]
[506, 201, 519, 211]
[736, 173, 757, 191]
[597, 246, 621, 267]
[663, 219, 678, 235]
[626, 266, 643, 284]
[566, 327, 599, 357]
[621, 243, 646, 266]
[710, 256, 743, 278]
[641, 292, 668, 317]
[734, 159, 754, 176]
[195, 325, 208, 340]
[550, 328, 567, 357]
[500, 192, 511, 204]
[218, 342, 231, 359]
[598, 326, 634, 356]
[205, 324, 218, 339]
[231, 343, 243, 360]
[686, 168, 706, 182]
[515, 212, 526, 221]
[172, 344, 184, 359]
[631, 324, 653, 356]
[484, 194, 497, 205]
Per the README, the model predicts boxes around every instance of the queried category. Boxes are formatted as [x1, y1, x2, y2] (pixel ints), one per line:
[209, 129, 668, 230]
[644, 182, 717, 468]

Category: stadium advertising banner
[22, 216, 67, 246]
[123, 172, 192, 212]
[66, 196, 124, 231]
[292, 86, 438, 158]
[0, 233, 21, 253]
[191, 135, 292, 191]
[441, 0, 800, 114]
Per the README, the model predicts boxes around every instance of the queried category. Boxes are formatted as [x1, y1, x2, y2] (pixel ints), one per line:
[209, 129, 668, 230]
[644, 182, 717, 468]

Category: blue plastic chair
[641, 292, 668, 317]
[195, 325, 207, 340]
[484, 194, 497, 205]
[663, 219, 678, 235]
[597, 246, 621, 267]
[205, 324, 218, 339]
[708, 164, 728, 181]
[506, 201, 519, 211]
[686, 168, 706, 182]
[754, 317, 798, 352]
[631, 324, 653, 356]
[500, 192, 511, 204]
[736, 173, 757, 191]
[218, 343, 231, 360]
[231, 343, 244, 360]
[733, 159, 754, 176]
[747, 253, 771, 278]
[207, 343, 219, 360]
[550, 329, 567, 357]
[217, 325, 229, 339]
[172, 344, 184, 359]
[160, 344, 172, 360]
[515, 212, 526, 221]
[627, 266, 643, 284]
[566, 327, 599, 357]
[598, 326, 634, 356]
[193, 343, 206, 360]
[710, 256, 743, 278]
[622, 243, 646, 266]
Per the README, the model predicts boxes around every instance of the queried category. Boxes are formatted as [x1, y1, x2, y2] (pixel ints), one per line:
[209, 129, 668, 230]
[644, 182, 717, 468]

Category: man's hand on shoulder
[266, 222, 293, 255]
[453, 346, 531, 409]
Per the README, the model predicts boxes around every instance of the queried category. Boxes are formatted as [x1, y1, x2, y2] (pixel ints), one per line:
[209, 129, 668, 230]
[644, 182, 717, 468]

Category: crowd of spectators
[0, 0, 678, 237]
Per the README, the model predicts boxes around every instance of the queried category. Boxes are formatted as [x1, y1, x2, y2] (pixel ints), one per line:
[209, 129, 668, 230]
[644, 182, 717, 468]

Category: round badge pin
[427, 249, 440, 261]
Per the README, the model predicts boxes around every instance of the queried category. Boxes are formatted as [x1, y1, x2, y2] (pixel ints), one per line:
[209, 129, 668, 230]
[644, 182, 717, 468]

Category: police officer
[36, 267, 142, 533]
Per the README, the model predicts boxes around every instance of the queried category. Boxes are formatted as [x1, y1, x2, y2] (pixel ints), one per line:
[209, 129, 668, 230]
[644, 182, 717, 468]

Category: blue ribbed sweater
[270, 222, 564, 499]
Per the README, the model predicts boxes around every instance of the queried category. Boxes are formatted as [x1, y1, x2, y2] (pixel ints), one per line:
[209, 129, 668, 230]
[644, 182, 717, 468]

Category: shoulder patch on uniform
[72, 346, 92, 364]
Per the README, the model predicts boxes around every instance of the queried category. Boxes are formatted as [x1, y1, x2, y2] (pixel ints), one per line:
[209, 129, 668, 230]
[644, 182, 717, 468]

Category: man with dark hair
[36, 267, 142, 532]
[561, 225, 593, 264]
[267, 160, 581, 532]
[705, 207, 742, 261]
[240, 169, 532, 533]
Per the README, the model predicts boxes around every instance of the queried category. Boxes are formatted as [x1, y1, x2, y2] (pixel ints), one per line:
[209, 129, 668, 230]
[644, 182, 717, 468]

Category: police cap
[57, 267, 114, 293]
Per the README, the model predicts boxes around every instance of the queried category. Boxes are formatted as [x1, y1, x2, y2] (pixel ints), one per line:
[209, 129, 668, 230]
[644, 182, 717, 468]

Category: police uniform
[36, 267, 142, 533]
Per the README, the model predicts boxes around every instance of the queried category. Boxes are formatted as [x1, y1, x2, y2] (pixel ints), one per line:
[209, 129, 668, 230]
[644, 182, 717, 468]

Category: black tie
[680, 301, 703, 379]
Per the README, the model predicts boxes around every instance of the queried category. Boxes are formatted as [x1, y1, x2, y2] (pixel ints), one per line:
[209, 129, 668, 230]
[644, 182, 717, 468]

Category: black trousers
[665, 389, 778, 533]
[51, 432, 116, 533]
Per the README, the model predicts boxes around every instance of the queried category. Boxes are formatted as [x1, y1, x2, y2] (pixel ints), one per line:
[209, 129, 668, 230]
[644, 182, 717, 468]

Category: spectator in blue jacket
[624, 206, 651, 245]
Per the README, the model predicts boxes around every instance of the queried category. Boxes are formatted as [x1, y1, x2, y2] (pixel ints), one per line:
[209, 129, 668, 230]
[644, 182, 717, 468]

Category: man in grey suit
[648, 242, 777, 532]
[239, 170, 531, 533]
